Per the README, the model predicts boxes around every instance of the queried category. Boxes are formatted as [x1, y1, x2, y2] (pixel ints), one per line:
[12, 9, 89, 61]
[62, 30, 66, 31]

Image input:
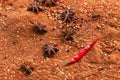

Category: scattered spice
[43, 43, 59, 58]
[98, 67, 104, 71]
[91, 14, 101, 21]
[65, 38, 99, 65]
[102, 48, 111, 54]
[61, 8, 75, 23]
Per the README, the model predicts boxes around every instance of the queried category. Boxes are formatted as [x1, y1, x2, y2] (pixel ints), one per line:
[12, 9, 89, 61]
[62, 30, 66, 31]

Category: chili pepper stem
[65, 62, 72, 66]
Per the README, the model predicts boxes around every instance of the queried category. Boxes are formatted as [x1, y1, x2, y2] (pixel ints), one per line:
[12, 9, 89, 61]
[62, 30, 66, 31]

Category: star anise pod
[41, 0, 57, 7]
[60, 28, 75, 42]
[27, 1, 43, 13]
[61, 9, 75, 23]
[43, 43, 59, 58]
[34, 22, 47, 34]
[18, 62, 34, 76]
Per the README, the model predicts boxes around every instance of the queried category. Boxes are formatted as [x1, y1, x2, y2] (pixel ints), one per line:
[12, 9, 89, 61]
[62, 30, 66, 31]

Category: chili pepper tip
[89, 38, 99, 47]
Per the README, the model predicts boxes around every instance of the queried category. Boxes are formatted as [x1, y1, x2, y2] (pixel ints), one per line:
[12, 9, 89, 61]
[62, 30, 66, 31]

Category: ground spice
[66, 38, 99, 65]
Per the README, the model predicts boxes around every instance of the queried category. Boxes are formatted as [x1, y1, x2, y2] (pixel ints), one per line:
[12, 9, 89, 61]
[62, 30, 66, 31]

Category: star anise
[43, 43, 59, 58]
[18, 62, 34, 76]
[61, 9, 75, 23]
[34, 22, 47, 34]
[41, 0, 57, 7]
[59, 28, 75, 42]
[27, 1, 43, 13]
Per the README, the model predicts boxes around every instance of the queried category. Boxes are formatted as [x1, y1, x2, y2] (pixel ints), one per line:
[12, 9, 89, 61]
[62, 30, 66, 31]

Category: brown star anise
[41, 0, 57, 7]
[43, 43, 59, 58]
[18, 62, 34, 76]
[34, 22, 47, 34]
[27, 1, 43, 13]
[59, 28, 75, 42]
[61, 9, 75, 23]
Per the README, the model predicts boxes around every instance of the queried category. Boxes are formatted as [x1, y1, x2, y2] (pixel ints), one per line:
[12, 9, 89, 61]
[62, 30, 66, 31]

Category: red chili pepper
[66, 38, 99, 66]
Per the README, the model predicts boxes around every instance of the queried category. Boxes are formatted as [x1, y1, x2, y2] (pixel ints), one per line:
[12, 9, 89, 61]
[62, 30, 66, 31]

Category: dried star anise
[34, 22, 47, 34]
[43, 43, 59, 58]
[60, 28, 74, 42]
[61, 9, 75, 23]
[27, 1, 43, 13]
[41, 0, 57, 7]
[18, 62, 34, 76]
